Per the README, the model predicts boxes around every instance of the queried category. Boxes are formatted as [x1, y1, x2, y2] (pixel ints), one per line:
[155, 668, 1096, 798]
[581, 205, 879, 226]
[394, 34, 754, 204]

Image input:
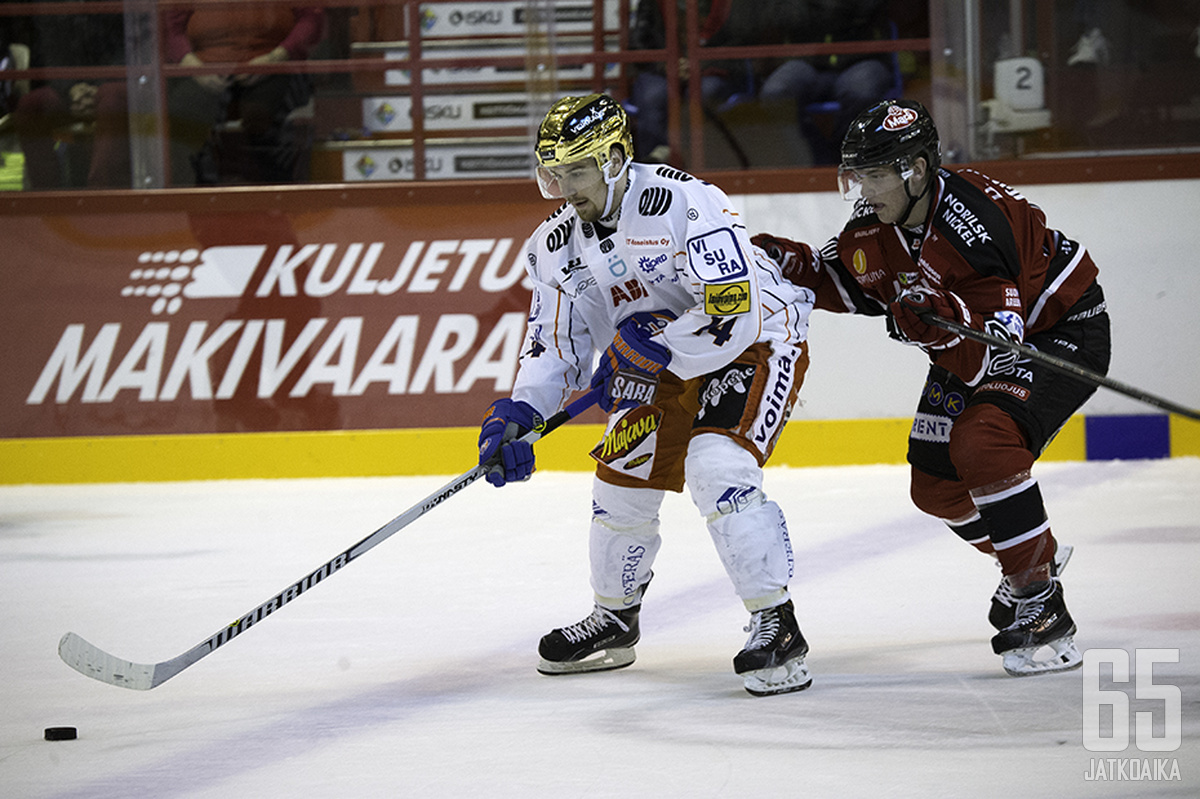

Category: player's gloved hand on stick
[478, 398, 543, 487]
[888, 286, 971, 349]
[590, 312, 673, 413]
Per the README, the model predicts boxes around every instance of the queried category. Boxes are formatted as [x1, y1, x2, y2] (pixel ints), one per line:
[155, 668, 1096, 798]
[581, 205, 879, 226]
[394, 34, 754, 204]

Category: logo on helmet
[565, 105, 608, 139]
[882, 105, 919, 131]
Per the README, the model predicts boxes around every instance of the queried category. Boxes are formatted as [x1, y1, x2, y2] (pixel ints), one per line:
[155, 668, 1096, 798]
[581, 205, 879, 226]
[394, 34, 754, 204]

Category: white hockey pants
[590, 433, 793, 612]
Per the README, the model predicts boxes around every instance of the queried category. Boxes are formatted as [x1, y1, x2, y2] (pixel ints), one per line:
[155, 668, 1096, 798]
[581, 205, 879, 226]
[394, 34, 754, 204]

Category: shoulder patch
[686, 228, 749, 282]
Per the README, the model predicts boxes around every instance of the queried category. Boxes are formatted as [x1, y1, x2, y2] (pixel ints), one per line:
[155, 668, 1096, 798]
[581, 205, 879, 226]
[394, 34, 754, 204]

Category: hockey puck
[44, 726, 77, 741]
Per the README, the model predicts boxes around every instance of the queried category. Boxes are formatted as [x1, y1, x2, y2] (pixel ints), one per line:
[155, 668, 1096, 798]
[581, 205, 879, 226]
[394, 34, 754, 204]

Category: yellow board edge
[0, 414, 1181, 485]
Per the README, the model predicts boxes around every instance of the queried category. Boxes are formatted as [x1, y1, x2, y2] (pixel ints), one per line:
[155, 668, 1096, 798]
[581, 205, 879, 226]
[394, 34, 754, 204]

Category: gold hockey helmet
[536, 93, 632, 169]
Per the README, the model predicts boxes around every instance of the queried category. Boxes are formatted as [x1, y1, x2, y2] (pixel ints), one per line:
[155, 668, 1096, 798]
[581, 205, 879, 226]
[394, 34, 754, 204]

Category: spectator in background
[628, 0, 772, 163]
[10, 3, 131, 188]
[758, 0, 894, 165]
[164, 6, 324, 186]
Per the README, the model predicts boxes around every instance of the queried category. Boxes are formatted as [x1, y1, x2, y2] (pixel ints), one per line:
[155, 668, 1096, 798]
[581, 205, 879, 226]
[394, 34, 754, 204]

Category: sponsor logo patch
[703, 280, 751, 315]
[883, 105, 918, 130]
[590, 405, 662, 480]
[910, 412, 952, 443]
[686, 228, 748, 282]
[976, 381, 1031, 401]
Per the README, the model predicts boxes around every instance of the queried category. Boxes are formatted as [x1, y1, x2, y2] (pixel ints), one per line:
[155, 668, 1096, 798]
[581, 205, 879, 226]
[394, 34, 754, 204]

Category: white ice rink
[3, 458, 1198, 798]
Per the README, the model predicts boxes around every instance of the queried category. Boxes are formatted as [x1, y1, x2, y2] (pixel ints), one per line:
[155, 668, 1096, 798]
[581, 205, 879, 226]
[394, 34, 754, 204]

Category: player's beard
[571, 196, 602, 223]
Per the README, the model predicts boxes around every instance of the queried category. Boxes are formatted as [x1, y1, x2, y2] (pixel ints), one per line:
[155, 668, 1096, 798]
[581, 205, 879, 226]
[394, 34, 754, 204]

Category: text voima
[27, 313, 526, 405]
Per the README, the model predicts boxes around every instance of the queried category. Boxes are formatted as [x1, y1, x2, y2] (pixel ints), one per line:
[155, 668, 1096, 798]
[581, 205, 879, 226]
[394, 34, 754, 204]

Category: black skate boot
[537, 605, 640, 675]
[989, 543, 1074, 630]
[733, 600, 812, 696]
[990, 579, 1082, 676]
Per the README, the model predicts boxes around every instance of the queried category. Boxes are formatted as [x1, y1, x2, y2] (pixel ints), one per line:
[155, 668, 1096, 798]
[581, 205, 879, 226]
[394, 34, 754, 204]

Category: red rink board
[1, 187, 553, 438]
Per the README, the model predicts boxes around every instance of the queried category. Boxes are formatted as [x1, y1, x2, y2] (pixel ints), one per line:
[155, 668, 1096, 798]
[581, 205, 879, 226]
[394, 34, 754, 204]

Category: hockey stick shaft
[918, 312, 1200, 421]
[59, 388, 602, 690]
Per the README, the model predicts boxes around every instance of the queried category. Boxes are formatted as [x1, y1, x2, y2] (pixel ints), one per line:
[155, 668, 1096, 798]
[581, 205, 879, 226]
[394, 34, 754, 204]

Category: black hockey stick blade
[918, 312, 1200, 421]
[59, 388, 602, 690]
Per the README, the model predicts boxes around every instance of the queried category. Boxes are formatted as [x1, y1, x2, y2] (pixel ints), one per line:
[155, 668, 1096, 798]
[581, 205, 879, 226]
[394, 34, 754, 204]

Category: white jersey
[512, 163, 815, 416]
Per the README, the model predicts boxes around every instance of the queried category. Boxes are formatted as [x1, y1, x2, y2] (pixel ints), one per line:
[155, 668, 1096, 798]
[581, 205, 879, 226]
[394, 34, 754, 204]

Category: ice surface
[2, 459, 1197, 798]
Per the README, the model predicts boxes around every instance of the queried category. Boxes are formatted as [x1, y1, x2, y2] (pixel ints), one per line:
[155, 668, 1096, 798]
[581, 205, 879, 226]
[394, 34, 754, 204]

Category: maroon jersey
[783, 168, 1101, 385]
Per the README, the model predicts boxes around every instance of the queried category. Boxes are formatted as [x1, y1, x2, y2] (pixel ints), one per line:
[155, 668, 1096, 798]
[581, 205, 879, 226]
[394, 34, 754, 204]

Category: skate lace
[993, 576, 1017, 607]
[742, 607, 781, 650]
[1012, 583, 1055, 626]
[562, 607, 625, 644]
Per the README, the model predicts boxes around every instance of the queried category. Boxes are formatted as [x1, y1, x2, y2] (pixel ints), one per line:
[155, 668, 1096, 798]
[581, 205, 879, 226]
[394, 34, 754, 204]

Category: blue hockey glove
[478, 398, 543, 487]
[590, 312, 673, 413]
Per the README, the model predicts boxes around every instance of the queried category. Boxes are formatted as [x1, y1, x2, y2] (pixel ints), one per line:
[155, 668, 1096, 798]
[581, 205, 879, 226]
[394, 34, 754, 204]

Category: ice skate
[537, 605, 640, 675]
[733, 600, 812, 696]
[991, 580, 1082, 677]
[989, 543, 1074, 630]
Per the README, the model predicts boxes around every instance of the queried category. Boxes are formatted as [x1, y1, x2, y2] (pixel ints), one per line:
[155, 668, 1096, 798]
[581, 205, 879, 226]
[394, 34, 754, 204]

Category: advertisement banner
[344, 141, 533, 181]
[1, 194, 553, 438]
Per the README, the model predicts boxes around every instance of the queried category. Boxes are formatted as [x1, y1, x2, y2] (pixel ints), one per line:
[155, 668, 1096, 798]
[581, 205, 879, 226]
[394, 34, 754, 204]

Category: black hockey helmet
[841, 99, 940, 174]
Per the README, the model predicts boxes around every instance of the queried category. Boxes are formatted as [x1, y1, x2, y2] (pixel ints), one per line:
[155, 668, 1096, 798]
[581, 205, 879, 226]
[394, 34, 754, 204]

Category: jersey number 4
[696, 316, 736, 346]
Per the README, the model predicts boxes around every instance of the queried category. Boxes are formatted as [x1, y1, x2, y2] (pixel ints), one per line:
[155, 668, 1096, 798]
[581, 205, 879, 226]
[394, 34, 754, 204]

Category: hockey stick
[918, 312, 1200, 421]
[58, 388, 602, 690]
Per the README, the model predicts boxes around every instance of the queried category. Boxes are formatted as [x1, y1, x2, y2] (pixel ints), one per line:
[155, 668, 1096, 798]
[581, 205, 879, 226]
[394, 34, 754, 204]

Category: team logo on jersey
[883, 105, 918, 131]
[852, 248, 868, 275]
[703, 281, 751, 315]
[546, 221, 572, 252]
[638, 186, 673, 216]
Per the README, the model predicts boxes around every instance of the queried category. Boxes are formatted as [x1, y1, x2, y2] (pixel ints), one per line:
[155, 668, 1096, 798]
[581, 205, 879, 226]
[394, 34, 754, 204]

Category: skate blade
[537, 647, 636, 675]
[1001, 634, 1083, 677]
[1054, 544, 1074, 576]
[742, 656, 812, 696]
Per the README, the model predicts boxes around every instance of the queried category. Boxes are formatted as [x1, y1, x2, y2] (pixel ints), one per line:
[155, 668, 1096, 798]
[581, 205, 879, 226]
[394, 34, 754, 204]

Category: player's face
[538, 158, 609, 221]
[862, 168, 913, 224]
[839, 158, 927, 225]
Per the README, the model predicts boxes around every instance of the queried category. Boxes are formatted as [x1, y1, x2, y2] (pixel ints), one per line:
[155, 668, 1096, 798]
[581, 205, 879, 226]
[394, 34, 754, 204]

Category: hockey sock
[944, 510, 997, 555]
[970, 470, 1056, 585]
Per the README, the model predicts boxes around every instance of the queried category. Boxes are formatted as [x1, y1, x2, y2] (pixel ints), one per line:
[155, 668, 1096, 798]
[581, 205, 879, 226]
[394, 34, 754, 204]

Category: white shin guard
[686, 435, 794, 611]
[589, 478, 663, 610]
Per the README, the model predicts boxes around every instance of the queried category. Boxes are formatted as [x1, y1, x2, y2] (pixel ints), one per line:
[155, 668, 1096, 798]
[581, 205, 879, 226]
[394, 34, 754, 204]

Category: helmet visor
[535, 158, 607, 200]
[836, 162, 915, 201]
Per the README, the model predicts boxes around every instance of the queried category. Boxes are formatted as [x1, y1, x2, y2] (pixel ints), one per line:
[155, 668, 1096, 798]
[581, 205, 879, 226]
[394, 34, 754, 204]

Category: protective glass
[837, 160, 914, 201]
[536, 158, 607, 200]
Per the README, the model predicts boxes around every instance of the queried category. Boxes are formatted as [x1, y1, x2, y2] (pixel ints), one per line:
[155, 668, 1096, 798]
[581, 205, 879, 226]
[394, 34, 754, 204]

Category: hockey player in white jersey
[476, 94, 817, 696]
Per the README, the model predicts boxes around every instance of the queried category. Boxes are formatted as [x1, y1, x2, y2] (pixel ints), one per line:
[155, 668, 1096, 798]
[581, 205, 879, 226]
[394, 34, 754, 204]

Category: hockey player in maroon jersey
[752, 100, 1112, 676]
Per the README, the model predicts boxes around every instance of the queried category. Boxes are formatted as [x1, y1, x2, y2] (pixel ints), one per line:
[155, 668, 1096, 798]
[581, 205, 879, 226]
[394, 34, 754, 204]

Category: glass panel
[6, 1, 1194, 192]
